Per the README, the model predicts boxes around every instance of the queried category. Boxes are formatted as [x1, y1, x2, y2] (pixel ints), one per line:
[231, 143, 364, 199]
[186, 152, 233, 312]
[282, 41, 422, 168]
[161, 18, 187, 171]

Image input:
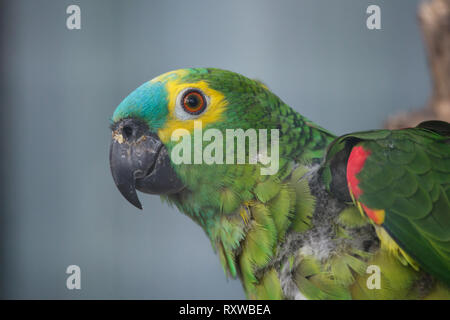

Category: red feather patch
[346, 145, 371, 199]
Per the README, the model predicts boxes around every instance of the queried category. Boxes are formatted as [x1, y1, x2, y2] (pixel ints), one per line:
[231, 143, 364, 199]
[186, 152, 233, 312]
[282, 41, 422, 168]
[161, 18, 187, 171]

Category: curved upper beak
[109, 119, 184, 209]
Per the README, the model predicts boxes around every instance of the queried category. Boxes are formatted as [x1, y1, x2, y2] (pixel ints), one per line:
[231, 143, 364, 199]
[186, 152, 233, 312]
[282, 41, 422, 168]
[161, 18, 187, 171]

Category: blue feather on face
[113, 81, 169, 131]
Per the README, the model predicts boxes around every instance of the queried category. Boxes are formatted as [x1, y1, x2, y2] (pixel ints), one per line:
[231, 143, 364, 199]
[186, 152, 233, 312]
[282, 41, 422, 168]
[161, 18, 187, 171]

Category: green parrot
[109, 68, 450, 300]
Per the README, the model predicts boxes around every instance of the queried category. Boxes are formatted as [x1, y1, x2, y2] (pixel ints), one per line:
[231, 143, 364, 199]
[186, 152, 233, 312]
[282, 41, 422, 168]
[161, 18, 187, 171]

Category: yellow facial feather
[150, 69, 189, 84]
[156, 78, 228, 143]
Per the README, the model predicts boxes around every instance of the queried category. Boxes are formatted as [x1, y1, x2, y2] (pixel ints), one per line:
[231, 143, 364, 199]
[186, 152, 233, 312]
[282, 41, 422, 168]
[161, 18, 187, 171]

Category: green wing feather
[324, 121, 450, 286]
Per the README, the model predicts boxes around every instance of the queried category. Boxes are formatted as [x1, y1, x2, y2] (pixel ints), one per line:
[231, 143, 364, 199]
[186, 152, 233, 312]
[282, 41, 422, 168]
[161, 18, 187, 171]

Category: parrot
[109, 68, 450, 300]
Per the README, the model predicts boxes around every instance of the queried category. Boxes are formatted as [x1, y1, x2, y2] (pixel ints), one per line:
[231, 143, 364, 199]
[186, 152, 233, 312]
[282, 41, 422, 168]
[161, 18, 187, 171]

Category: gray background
[0, 0, 430, 299]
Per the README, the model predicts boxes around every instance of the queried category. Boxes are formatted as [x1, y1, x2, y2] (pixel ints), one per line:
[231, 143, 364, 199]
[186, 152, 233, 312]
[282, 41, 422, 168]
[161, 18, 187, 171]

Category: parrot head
[109, 68, 286, 210]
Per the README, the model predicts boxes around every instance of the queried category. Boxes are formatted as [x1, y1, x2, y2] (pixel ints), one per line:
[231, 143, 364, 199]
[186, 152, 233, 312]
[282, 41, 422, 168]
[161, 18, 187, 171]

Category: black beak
[109, 119, 184, 209]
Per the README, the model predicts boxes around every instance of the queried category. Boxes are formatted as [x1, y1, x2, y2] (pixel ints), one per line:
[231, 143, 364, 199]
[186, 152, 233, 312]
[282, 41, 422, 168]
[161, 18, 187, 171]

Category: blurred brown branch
[385, 0, 450, 129]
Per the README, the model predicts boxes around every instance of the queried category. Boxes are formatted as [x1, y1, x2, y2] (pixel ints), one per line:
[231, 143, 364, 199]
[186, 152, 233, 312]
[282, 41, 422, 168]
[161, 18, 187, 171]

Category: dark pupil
[186, 94, 200, 108]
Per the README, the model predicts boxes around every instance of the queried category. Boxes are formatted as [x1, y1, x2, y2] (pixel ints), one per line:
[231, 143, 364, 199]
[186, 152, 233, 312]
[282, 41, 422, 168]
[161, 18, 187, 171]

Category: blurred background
[0, 0, 431, 299]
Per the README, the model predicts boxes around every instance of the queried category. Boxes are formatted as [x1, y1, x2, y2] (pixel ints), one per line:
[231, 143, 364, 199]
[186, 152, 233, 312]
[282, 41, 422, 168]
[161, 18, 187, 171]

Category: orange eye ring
[182, 90, 206, 115]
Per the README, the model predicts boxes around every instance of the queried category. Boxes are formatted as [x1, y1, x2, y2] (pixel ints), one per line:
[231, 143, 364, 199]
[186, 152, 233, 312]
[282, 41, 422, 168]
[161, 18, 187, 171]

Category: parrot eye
[181, 90, 206, 115]
[175, 88, 210, 120]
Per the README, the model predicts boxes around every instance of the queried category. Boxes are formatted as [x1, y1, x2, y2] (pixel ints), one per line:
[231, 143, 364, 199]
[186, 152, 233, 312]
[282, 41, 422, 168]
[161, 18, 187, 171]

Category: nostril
[122, 125, 133, 139]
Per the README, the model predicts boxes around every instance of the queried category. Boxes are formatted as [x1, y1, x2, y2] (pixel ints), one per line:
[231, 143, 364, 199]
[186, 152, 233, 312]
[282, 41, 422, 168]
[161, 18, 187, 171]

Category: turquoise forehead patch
[112, 81, 168, 129]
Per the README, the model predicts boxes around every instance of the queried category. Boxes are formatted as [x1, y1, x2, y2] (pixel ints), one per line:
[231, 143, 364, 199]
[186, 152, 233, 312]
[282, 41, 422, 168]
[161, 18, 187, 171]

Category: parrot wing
[323, 121, 450, 286]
